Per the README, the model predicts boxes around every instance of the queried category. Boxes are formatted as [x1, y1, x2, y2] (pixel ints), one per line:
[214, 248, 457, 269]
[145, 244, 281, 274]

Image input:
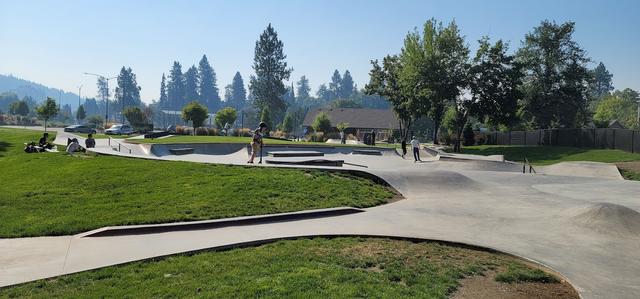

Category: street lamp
[77, 85, 82, 123]
[83, 72, 116, 128]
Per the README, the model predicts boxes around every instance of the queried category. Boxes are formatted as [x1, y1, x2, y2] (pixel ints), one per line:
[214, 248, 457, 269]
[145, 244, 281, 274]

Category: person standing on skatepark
[248, 122, 268, 164]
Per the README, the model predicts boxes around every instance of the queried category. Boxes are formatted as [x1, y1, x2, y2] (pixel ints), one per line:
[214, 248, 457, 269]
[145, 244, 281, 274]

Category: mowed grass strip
[460, 145, 640, 166]
[0, 128, 395, 238]
[0, 237, 570, 298]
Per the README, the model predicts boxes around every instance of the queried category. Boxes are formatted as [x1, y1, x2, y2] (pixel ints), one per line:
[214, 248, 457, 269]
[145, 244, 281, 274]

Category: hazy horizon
[1, 0, 639, 104]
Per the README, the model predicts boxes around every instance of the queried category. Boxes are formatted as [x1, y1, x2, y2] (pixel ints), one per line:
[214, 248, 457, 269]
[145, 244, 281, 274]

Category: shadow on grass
[0, 141, 10, 156]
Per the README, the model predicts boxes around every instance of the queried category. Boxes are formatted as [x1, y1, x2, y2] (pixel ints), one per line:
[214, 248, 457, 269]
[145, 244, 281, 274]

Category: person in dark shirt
[38, 132, 53, 150]
[85, 134, 96, 148]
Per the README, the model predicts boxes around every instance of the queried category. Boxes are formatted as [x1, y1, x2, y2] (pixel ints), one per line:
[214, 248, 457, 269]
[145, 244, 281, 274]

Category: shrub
[207, 127, 219, 136]
[195, 127, 209, 136]
[270, 130, 288, 139]
[236, 128, 251, 137]
[311, 132, 325, 142]
[312, 112, 332, 133]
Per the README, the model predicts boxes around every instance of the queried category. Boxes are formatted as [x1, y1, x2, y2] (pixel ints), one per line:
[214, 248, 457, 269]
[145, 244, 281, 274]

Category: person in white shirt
[410, 136, 421, 162]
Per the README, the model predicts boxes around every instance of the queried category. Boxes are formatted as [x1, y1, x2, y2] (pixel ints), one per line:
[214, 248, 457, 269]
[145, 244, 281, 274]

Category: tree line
[365, 18, 639, 151]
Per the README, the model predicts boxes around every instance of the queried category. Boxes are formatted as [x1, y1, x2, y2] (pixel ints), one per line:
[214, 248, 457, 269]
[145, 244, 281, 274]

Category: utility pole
[77, 85, 82, 123]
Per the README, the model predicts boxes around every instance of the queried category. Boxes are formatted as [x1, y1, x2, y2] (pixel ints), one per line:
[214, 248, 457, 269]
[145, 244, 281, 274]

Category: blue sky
[1, 0, 638, 104]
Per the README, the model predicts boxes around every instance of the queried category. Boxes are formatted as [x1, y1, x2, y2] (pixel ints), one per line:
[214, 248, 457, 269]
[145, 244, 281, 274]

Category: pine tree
[76, 104, 86, 121]
[296, 76, 311, 100]
[591, 62, 614, 99]
[230, 71, 246, 110]
[340, 70, 355, 99]
[168, 61, 185, 110]
[114, 66, 142, 122]
[249, 24, 292, 123]
[198, 55, 221, 112]
[329, 70, 342, 99]
[159, 73, 168, 109]
[184, 65, 200, 103]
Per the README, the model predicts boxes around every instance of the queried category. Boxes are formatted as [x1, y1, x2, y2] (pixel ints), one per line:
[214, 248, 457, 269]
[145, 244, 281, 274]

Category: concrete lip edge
[76, 207, 365, 238]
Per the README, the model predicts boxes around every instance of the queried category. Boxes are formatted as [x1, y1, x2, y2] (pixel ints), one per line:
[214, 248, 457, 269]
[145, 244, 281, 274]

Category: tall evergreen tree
[316, 84, 332, 103]
[168, 61, 185, 110]
[340, 70, 355, 99]
[224, 84, 233, 103]
[296, 76, 311, 100]
[329, 70, 342, 99]
[230, 71, 247, 110]
[249, 24, 292, 123]
[159, 73, 168, 109]
[591, 62, 614, 99]
[114, 66, 142, 122]
[184, 65, 200, 102]
[198, 55, 221, 112]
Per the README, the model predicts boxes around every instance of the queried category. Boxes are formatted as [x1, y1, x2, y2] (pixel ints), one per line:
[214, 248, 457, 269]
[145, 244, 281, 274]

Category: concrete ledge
[78, 207, 364, 238]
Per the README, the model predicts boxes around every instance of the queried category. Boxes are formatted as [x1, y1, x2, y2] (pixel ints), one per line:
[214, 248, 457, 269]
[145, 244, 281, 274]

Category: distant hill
[0, 74, 80, 110]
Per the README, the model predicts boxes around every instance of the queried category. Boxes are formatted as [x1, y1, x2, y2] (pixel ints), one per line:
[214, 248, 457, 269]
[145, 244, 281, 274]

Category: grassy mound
[0, 128, 395, 237]
[0, 237, 570, 298]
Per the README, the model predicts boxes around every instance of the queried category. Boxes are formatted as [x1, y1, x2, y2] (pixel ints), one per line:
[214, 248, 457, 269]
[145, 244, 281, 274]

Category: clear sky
[1, 0, 638, 104]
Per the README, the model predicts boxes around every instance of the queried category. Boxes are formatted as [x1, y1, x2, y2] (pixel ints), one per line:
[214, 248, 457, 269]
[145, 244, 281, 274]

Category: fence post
[632, 130, 635, 153]
[593, 129, 596, 148]
[524, 131, 527, 146]
[613, 129, 616, 150]
[509, 131, 512, 145]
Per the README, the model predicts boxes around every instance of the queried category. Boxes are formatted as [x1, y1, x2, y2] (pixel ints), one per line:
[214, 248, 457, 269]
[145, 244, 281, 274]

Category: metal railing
[522, 157, 536, 174]
[108, 137, 133, 154]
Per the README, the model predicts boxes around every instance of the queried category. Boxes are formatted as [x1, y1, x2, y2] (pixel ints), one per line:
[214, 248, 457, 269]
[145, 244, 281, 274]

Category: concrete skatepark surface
[1, 127, 640, 298]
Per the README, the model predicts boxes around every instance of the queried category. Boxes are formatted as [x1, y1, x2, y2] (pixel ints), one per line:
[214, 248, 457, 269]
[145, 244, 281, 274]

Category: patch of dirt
[616, 161, 640, 173]
[451, 268, 579, 299]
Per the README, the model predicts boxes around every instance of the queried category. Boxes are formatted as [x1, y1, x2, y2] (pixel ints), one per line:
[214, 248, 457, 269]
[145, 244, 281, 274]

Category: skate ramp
[150, 143, 248, 156]
[150, 143, 397, 158]
[571, 203, 640, 237]
[538, 162, 624, 180]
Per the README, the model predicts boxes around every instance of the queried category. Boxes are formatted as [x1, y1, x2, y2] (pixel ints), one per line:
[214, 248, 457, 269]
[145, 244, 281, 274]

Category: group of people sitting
[24, 132, 96, 154]
[24, 132, 55, 153]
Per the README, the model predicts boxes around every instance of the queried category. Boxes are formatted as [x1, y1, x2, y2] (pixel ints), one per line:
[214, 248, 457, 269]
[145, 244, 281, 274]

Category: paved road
[1, 128, 640, 298]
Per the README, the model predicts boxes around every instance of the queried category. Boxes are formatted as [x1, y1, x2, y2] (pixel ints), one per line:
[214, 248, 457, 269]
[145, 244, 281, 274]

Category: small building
[302, 108, 400, 141]
[608, 120, 626, 129]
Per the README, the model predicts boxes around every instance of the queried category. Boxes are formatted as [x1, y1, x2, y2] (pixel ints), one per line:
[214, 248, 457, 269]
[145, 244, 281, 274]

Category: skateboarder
[410, 136, 421, 162]
[247, 122, 268, 164]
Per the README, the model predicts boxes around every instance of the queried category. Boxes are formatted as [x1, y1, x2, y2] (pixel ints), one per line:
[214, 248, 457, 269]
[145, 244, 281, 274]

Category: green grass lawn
[0, 128, 395, 238]
[460, 145, 640, 166]
[0, 237, 564, 298]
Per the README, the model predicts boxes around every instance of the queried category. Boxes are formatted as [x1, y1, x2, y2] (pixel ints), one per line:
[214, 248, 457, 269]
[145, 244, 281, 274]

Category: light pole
[77, 85, 82, 123]
[84, 72, 116, 128]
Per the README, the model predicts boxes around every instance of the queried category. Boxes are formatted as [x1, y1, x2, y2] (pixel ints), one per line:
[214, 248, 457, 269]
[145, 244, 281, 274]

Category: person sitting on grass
[38, 132, 53, 150]
[247, 122, 268, 164]
[66, 138, 85, 155]
[85, 134, 96, 148]
[24, 142, 38, 153]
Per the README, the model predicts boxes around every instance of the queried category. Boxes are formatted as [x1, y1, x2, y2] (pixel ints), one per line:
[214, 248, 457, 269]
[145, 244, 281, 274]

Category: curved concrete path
[1, 129, 640, 298]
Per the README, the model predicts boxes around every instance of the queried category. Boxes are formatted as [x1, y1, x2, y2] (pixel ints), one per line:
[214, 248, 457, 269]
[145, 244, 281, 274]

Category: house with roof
[302, 108, 400, 141]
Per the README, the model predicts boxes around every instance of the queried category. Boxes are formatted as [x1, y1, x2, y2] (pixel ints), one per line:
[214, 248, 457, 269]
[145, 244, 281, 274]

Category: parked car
[105, 124, 134, 135]
[64, 125, 97, 134]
